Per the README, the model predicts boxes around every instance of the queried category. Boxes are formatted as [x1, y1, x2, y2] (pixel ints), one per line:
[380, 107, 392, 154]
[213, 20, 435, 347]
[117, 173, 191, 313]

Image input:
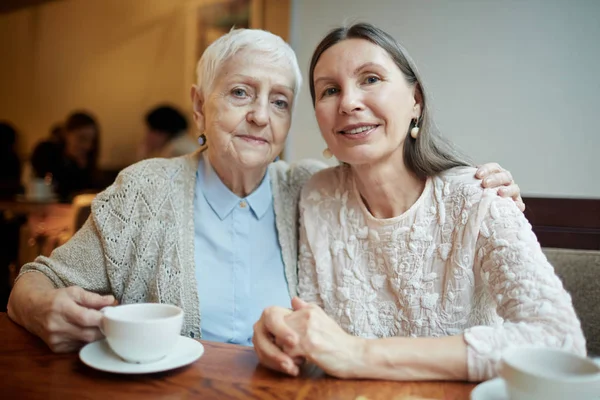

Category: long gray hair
[309, 23, 471, 179]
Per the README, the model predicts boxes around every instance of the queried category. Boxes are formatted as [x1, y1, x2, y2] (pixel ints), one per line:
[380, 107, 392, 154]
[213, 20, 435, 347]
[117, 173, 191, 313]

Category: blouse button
[240, 200, 247, 208]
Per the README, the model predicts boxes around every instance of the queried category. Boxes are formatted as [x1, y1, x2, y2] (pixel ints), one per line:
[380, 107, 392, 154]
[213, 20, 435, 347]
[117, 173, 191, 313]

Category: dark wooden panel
[523, 197, 600, 250]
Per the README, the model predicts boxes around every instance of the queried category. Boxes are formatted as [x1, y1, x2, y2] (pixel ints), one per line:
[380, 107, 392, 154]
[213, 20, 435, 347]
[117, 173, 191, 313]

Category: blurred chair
[544, 247, 600, 356]
[69, 193, 95, 235]
[22, 194, 96, 264]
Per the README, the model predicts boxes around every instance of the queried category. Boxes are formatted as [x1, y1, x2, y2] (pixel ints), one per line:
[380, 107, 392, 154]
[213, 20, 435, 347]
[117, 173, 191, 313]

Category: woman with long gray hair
[253, 23, 584, 382]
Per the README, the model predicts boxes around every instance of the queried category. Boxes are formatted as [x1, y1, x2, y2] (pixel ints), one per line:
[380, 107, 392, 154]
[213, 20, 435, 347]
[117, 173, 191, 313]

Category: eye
[364, 75, 381, 84]
[231, 88, 248, 98]
[273, 99, 289, 110]
[321, 87, 339, 98]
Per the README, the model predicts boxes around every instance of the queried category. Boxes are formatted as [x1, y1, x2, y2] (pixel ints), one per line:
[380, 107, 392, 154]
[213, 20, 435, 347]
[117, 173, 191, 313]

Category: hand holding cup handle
[98, 306, 114, 336]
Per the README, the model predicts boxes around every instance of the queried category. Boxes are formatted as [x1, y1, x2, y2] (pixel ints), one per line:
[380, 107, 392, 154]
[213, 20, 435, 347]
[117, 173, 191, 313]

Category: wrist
[340, 336, 371, 379]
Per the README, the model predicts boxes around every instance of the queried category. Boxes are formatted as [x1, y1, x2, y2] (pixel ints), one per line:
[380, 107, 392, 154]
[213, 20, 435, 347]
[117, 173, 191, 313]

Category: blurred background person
[139, 104, 198, 159]
[0, 121, 22, 197]
[27, 111, 101, 202]
[0, 121, 23, 311]
[30, 123, 65, 189]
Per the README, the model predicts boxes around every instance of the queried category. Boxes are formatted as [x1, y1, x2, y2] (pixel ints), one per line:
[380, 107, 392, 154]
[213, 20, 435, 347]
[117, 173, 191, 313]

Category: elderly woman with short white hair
[7, 28, 520, 353]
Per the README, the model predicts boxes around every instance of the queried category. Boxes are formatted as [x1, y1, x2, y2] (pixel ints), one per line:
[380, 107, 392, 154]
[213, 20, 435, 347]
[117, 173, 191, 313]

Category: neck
[351, 151, 426, 219]
[207, 150, 267, 198]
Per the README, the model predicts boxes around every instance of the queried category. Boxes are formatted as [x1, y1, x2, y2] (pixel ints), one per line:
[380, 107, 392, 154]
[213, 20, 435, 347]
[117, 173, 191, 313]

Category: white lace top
[297, 165, 585, 381]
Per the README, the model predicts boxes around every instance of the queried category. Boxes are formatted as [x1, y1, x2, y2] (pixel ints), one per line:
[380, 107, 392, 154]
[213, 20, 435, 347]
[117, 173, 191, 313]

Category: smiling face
[312, 39, 421, 166]
[191, 49, 295, 171]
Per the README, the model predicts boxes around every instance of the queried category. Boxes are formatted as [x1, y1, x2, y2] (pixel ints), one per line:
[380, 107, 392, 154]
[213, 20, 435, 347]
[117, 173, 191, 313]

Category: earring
[198, 134, 207, 146]
[322, 148, 333, 159]
[410, 118, 420, 139]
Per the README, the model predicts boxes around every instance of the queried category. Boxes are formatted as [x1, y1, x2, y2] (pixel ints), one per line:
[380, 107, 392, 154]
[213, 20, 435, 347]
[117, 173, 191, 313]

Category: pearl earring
[410, 118, 420, 139]
[322, 148, 333, 159]
[198, 134, 207, 146]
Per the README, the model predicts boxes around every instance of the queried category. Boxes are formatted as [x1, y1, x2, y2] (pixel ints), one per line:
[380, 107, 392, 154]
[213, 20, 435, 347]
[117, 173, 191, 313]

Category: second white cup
[500, 347, 600, 400]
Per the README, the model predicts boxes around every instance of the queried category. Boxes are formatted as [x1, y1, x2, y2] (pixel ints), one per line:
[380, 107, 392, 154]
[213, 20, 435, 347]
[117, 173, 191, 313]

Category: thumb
[291, 297, 310, 311]
[72, 287, 115, 309]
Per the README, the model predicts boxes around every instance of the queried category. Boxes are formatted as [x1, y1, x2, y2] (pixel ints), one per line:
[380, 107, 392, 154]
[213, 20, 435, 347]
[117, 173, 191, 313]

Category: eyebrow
[227, 74, 294, 95]
[314, 62, 388, 87]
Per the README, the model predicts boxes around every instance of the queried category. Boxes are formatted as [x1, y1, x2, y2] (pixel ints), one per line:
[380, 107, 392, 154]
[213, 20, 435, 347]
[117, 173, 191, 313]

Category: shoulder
[268, 158, 328, 190]
[435, 166, 491, 203]
[94, 153, 198, 204]
[436, 166, 521, 226]
[162, 134, 199, 158]
[300, 165, 350, 203]
[117, 155, 191, 181]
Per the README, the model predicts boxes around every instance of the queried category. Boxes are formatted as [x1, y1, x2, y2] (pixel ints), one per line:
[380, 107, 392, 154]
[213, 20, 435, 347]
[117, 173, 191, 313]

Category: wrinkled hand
[276, 298, 366, 379]
[253, 305, 304, 376]
[476, 163, 525, 212]
[27, 286, 115, 353]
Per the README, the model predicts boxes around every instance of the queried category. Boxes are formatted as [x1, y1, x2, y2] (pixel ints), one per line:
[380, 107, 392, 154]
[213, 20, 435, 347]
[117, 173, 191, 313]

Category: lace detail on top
[298, 165, 585, 381]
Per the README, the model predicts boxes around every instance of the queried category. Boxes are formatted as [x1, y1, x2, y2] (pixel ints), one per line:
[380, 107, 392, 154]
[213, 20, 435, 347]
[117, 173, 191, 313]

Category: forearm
[7, 272, 56, 327]
[350, 335, 468, 381]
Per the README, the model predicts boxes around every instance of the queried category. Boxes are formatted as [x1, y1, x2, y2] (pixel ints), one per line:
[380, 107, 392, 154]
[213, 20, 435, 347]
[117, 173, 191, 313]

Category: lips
[236, 135, 268, 143]
[337, 124, 380, 135]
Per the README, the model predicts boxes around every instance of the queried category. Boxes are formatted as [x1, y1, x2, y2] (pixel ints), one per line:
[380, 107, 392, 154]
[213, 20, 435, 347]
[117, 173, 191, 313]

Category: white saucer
[79, 336, 204, 374]
[15, 194, 58, 203]
[470, 378, 508, 400]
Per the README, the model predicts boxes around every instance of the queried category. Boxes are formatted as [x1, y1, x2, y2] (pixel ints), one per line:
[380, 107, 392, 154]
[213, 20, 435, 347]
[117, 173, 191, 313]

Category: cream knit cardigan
[18, 150, 325, 339]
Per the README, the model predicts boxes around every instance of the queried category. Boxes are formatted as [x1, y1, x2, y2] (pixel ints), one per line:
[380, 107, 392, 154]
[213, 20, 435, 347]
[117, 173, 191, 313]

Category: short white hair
[195, 28, 302, 108]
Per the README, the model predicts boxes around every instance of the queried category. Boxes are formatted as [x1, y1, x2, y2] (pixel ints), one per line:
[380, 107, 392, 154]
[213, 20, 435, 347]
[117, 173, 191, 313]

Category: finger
[497, 185, 525, 212]
[63, 300, 105, 328]
[293, 356, 306, 366]
[65, 325, 103, 343]
[475, 163, 502, 179]
[44, 314, 101, 352]
[291, 297, 311, 311]
[47, 339, 86, 353]
[252, 322, 298, 376]
[515, 197, 526, 212]
[482, 171, 513, 189]
[497, 183, 519, 198]
[48, 324, 103, 348]
[263, 307, 297, 347]
[69, 287, 115, 309]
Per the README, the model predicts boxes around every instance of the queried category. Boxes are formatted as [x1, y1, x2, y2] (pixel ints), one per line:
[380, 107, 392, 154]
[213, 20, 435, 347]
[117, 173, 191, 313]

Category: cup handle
[98, 306, 113, 336]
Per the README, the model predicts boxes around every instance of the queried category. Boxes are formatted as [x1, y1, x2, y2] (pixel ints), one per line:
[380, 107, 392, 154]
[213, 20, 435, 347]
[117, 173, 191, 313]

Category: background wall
[288, 0, 600, 198]
[0, 0, 205, 170]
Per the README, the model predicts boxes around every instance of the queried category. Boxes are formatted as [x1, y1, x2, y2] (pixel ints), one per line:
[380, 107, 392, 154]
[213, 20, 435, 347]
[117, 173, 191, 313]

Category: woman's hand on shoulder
[476, 162, 525, 212]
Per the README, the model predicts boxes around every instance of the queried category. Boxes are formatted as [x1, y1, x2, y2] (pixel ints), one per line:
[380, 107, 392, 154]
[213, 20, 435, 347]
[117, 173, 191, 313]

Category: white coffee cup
[500, 347, 600, 400]
[26, 178, 54, 201]
[100, 303, 184, 364]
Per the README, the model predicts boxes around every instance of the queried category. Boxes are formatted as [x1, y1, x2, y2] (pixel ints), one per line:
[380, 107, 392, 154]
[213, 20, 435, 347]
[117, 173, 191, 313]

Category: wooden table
[0, 313, 476, 399]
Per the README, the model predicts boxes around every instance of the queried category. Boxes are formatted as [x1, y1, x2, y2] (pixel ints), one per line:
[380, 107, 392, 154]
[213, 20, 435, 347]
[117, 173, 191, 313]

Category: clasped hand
[253, 297, 366, 378]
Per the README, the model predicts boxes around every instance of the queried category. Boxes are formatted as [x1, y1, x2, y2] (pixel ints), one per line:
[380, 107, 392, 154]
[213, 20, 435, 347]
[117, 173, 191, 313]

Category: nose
[246, 98, 269, 126]
[338, 87, 364, 115]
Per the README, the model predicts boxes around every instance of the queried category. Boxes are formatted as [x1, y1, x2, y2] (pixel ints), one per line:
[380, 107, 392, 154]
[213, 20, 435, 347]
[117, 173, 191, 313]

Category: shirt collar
[199, 152, 272, 220]
[245, 167, 273, 220]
